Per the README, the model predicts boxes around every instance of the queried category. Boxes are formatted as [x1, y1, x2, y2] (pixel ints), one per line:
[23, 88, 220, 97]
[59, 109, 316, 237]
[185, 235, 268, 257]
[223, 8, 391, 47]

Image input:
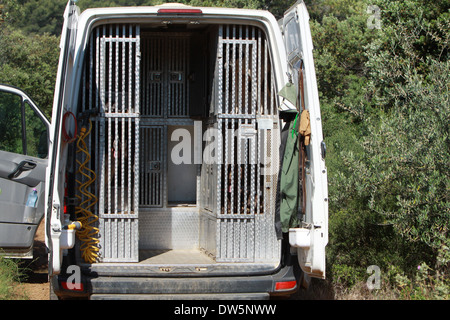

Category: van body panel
[46, 0, 79, 274]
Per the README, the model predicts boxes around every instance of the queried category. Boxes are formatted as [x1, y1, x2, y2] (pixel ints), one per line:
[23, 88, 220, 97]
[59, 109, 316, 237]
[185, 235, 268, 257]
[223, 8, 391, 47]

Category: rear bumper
[90, 293, 270, 300]
[51, 264, 298, 300]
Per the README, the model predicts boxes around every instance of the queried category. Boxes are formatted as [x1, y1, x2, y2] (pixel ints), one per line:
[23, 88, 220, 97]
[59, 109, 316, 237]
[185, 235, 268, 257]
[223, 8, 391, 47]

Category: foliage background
[1, 0, 448, 298]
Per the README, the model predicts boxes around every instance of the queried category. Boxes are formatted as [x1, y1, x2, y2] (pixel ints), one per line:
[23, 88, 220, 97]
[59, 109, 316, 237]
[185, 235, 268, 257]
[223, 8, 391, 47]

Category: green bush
[390, 262, 450, 300]
[330, 264, 365, 288]
[357, 0, 449, 275]
[0, 256, 27, 300]
[0, 26, 59, 117]
[315, 0, 449, 297]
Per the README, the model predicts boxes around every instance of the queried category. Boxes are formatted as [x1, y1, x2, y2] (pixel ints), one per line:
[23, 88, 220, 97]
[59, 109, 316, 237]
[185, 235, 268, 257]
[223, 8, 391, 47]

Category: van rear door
[46, 0, 79, 275]
[0, 85, 49, 258]
[282, 0, 329, 279]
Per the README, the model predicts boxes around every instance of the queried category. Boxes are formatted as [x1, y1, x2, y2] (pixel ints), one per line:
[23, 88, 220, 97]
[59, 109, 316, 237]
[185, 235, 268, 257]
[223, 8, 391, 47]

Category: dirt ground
[20, 219, 49, 300]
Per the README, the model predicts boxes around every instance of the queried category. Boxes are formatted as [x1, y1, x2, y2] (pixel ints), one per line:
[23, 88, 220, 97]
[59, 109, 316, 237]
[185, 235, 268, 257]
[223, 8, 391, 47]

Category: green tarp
[279, 119, 301, 233]
[275, 82, 310, 238]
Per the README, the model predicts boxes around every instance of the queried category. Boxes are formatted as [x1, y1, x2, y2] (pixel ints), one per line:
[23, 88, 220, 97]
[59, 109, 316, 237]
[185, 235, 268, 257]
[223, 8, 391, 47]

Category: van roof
[78, 3, 278, 26]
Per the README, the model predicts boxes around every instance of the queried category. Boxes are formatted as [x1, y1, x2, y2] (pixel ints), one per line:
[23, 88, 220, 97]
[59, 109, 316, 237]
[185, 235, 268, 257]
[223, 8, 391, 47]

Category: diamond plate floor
[139, 249, 215, 264]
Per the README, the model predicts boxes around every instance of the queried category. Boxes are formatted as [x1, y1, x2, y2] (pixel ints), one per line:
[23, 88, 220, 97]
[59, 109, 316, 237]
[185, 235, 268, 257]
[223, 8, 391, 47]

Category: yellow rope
[75, 120, 99, 263]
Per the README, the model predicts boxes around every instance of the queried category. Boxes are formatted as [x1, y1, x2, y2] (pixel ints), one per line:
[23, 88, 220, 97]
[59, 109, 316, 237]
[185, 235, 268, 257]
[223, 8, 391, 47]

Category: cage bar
[80, 24, 141, 262]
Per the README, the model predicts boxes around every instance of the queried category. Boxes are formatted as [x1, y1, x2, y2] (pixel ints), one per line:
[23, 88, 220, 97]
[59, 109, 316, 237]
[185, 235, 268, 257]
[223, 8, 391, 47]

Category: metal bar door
[96, 24, 141, 262]
[209, 25, 280, 262]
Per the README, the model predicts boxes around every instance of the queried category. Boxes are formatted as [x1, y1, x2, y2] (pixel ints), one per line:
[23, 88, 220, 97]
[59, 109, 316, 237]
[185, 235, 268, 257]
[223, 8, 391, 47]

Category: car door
[282, 1, 329, 279]
[46, 0, 79, 275]
[0, 84, 50, 258]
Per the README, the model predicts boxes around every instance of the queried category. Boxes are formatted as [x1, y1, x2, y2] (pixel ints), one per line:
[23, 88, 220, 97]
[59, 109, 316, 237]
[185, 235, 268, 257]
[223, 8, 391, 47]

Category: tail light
[157, 8, 203, 15]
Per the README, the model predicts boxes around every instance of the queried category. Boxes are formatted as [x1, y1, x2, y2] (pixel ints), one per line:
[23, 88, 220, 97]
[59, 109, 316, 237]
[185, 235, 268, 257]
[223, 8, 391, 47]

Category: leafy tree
[0, 25, 59, 117]
[325, 0, 449, 284]
[4, 0, 66, 35]
[306, 0, 449, 291]
[0, 0, 17, 26]
[356, 0, 449, 272]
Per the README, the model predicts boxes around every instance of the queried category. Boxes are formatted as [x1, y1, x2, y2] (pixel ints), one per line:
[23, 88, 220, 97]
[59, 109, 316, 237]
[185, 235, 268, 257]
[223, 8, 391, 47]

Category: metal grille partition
[78, 25, 141, 262]
[200, 25, 280, 263]
[141, 33, 190, 118]
[139, 33, 192, 210]
[139, 126, 164, 207]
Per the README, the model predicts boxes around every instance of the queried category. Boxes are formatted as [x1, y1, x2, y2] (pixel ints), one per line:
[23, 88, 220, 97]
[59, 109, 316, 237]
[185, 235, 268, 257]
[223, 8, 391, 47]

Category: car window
[0, 90, 48, 158]
[0, 90, 24, 154]
[25, 101, 48, 158]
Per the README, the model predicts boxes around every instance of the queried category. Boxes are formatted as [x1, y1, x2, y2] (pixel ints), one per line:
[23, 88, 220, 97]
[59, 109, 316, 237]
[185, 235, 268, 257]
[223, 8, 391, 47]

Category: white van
[42, 0, 328, 299]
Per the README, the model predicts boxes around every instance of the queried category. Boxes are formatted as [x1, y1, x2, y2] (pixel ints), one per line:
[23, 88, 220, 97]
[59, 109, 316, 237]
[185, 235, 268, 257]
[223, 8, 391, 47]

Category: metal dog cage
[76, 23, 281, 264]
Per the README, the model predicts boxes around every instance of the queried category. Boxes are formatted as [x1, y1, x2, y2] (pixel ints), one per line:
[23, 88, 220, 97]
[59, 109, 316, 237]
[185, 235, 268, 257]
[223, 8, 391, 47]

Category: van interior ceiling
[70, 22, 282, 270]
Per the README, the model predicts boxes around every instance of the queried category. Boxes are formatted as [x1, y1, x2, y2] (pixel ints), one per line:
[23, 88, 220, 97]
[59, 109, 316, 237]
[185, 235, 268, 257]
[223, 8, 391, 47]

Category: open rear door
[45, 0, 79, 276]
[0, 85, 49, 258]
[282, 0, 329, 279]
